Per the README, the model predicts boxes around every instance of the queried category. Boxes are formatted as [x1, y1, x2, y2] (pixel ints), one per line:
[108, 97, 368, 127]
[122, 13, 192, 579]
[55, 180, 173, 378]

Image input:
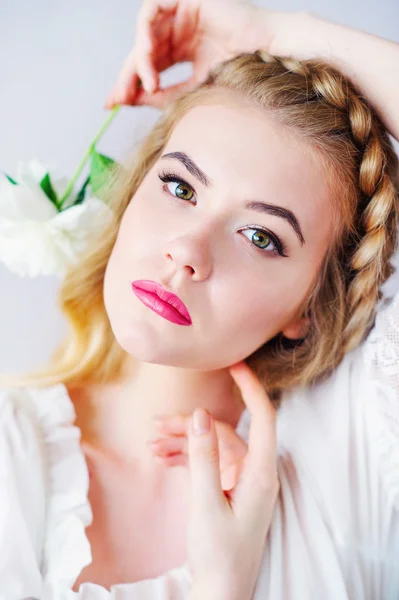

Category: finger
[107, 1, 177, 105]
[169, 3, 197, 63]
[187, 408, 226, 510]
[155, 453, 188, 467]
[217, 427, 248, 466]
[136, 1, 177, 92]
[138, 0, 178, 28]
[229, 362, 277, 468]
[107, 23, 160, 102]
[135, 37, 160, 94]
[221, 460, 242, 492]
[153, 413, 190, 435]
[135, 74, 199, 108]
[228, 362, 278, 507]
[154, 414, 236, 442]
[149, 11, 173, 43]
[148, 435, 188, 456]
[117, 44, 179, 108]
[105, 51, 145, 107]
[107, 76, 145, 109]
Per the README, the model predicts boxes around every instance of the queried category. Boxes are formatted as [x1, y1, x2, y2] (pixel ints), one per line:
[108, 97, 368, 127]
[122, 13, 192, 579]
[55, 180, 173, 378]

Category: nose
[163, 231, 213, 282]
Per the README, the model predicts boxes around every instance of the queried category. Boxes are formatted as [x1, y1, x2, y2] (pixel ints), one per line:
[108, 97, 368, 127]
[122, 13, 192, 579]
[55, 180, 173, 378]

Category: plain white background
[0, 0, 398, 375]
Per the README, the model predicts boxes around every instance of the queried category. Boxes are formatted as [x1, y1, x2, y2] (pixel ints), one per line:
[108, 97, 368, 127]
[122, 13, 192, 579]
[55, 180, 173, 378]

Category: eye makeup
[156, 170, 289, 258]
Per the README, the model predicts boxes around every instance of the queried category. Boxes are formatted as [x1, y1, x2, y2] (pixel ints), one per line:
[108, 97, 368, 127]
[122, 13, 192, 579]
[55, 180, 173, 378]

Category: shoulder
[0, 383, 93, 596]
[0, 382, 76, 451]
[0, 385, 50, 596]
[274, 340, 398, 509]
[0, 383, 70, 513]
[356, 290, 399, 508]
[0, 382, 88, 503]
[360, 290, 399, 374]
[0, 384, 45, 465]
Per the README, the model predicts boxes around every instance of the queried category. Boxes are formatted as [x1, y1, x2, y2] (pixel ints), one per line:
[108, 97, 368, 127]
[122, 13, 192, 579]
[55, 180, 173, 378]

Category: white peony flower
[0, 160, 115, 278]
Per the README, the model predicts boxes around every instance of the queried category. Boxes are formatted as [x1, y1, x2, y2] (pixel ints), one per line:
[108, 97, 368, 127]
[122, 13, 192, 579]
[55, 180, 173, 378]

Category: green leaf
[5, 174, 17, 185]
[74, 175, 90, 206]
[90, 150, 117, 201]
[40, 173, 59, 209]
[58, 175, 91, 211]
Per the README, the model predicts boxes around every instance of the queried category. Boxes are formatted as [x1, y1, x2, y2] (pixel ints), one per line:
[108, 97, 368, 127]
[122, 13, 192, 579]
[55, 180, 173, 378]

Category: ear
[281, 315, 311, 340]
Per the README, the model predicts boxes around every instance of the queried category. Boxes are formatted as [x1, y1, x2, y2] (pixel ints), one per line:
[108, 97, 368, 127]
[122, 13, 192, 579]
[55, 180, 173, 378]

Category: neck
[71, 357, 245, 474]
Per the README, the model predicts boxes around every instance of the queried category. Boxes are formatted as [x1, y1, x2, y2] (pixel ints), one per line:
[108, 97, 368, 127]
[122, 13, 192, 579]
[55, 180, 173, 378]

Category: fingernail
[146, 81, 156, 94]
[142, 81, 151, 94]
[192, 408, 210, 436]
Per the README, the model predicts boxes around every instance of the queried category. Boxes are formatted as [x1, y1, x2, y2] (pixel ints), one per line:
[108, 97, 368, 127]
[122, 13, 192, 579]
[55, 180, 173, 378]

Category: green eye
[241, 227, 287, 257]
[251, 230, 271, 249]
[175, 183, 193, 200]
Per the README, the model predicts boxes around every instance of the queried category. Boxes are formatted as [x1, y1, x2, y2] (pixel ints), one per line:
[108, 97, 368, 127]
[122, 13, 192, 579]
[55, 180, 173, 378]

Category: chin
[110, 319, 176, 365]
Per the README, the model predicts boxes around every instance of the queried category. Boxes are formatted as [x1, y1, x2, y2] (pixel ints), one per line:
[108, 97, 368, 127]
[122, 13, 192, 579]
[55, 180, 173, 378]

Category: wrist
[266, 10, 331, 61]
[229, 6, 282, 56]
[239, 9, 308, 57]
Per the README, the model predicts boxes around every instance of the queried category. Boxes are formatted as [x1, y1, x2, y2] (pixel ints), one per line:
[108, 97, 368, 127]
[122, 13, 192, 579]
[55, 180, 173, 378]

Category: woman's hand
[169, 361, 278, 600]
[148, 406, 247, 492]
[104, 0, 282, 110]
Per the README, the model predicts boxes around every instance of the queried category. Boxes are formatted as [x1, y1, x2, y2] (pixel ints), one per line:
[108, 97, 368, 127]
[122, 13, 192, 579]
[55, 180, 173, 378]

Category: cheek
[103, 242, 125, 315]
[103, 208, 141, 305]
[117, 195, 164, 255]
[109, 210, 145, 266]
[215, 266, 311, 341]
[240, 290, 285, 331]
[215, 279, 284, 332]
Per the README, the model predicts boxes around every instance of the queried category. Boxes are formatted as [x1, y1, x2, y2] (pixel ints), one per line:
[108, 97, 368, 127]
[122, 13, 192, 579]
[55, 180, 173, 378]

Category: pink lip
[131, 280, 192, 326]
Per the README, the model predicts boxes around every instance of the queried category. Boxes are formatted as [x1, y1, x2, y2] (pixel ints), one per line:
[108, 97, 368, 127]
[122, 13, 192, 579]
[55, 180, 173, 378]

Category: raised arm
[266, 11, 399, 142]
[106, 2, 399, 143]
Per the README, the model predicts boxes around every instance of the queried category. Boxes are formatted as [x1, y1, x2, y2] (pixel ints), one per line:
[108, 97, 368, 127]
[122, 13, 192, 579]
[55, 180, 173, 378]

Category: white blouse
[1, 289, 399, 600]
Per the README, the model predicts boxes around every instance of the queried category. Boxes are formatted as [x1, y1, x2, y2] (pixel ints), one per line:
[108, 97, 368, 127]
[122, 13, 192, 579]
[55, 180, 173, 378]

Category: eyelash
[157, 170, 289, 258]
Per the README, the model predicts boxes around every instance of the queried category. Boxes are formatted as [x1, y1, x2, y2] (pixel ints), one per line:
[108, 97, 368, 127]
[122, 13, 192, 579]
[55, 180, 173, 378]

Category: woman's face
[104, 93, 335, 370]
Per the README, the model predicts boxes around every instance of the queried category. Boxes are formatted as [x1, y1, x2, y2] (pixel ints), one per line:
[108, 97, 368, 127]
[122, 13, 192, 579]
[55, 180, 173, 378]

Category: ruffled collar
[27, 383, 250, 598]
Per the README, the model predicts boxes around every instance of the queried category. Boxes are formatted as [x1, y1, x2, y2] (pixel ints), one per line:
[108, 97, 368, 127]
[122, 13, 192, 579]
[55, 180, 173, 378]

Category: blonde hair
[2, 50, 399, 404]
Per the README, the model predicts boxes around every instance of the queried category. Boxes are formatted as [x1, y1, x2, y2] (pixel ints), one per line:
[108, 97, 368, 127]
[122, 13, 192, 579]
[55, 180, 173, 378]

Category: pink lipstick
[131, 280, 192, 326]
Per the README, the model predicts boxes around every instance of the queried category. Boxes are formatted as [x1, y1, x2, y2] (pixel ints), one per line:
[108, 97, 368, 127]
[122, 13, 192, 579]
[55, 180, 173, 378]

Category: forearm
[265, 11, 399, 142]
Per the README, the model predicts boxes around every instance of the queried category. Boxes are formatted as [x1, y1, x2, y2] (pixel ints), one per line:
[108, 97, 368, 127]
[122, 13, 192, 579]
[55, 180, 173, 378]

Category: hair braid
[254, 50, 399, 358]
[340, 123, 398, 352]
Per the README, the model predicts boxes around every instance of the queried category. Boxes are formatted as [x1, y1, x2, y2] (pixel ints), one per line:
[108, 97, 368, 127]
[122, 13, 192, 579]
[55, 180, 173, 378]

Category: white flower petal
[0, 219, 62, 277]
[16, 159, 48, 187]
[0, 177, 57, 221]
[0, 193, 115, 278]
[0, 160, 116, 278]
[52, 196, 114, 230]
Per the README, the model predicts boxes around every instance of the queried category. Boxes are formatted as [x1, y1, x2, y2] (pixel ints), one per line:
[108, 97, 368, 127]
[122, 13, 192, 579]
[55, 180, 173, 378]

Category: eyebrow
[161, 151, 305, 246]
[162, 151, 212, 187]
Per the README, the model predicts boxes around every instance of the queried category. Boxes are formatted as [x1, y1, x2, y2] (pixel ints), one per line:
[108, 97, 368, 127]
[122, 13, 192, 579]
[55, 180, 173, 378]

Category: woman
[1, 0, 398, 598]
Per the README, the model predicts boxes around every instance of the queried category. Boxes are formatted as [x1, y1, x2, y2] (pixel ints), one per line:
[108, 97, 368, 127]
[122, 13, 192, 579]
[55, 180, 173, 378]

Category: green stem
[59, 104, 121, 209]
